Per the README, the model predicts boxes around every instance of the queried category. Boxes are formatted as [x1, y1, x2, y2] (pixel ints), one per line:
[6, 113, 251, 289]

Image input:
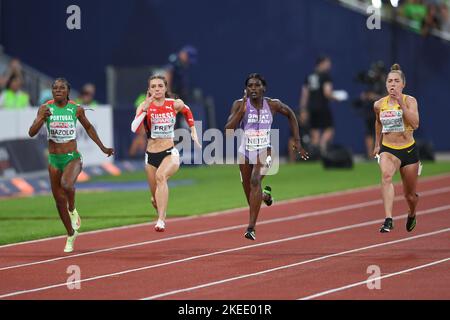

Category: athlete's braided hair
[245, 73, 267, 88]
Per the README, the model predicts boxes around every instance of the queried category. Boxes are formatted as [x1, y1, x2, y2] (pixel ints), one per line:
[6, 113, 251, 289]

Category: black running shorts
[145, 147, 177, 168]
[379, 143, 419, 168]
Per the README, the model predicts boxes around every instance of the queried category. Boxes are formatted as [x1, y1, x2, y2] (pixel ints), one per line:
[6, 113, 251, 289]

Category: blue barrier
[2, 0, 449, 154]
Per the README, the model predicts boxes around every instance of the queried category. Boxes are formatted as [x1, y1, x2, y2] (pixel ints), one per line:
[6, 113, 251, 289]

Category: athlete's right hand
[190, 126, 202, 149]
[102, 147, 115, 157]
[38, 106, 52, 121]
[240, 89, 248, 113]
[143, 91, 155, 112]
[373, 145, 380, 158]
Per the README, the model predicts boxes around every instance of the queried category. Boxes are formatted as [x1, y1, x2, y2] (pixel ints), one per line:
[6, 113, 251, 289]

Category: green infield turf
[0, 161, 449, 245]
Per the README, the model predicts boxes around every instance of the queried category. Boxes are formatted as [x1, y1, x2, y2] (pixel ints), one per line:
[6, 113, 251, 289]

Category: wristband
[181, 105, 195, 127]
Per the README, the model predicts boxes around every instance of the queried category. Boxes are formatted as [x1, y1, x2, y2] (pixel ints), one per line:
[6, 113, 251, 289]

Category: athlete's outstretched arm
[77, 106, 114, 157]
[271, 99, 308, 160]
[28, 105, 51, 137]
[174, 99, 201, 148]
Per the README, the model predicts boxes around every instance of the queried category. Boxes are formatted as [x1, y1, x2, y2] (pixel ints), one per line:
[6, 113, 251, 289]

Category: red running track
[0, 174, 449, 300]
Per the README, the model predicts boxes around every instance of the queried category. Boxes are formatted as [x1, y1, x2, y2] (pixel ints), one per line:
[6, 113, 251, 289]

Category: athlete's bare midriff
[48, 139, 78, 154]
[147, 138, 174, 153]
[382, 130, 414, 148]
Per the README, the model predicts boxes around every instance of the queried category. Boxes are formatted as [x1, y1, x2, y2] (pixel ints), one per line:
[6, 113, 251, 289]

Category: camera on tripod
[353, 61, 387, 109]
[355, 60, 386, 86]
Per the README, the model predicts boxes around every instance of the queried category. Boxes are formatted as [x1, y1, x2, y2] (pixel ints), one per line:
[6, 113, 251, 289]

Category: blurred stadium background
[1, 0, 449, 244]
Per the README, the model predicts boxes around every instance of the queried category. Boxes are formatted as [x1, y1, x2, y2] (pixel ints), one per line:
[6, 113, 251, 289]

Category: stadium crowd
[352, 0, 450, 35]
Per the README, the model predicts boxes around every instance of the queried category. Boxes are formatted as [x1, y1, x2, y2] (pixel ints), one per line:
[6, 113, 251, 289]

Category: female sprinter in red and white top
[131, 75, 201, 231]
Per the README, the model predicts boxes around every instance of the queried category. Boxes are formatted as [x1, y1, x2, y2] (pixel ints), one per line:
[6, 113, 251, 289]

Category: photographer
[353, 61, 387, 159]
[298, 56, 335, 157]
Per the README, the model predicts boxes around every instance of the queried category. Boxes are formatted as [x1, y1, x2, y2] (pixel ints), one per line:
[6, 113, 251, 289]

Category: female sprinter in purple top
[225, 73, 309, 240]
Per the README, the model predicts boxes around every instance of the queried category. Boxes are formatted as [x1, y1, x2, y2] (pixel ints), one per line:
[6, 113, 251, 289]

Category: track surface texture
[0, 174, 449, 300]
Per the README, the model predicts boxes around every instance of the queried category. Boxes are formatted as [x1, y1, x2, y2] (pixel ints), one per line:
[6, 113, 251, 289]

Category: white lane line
[2, 173, 449, 249]
[1, 186, 450, 272]
[299, 258, 450, 300]
[142, 228, 450, 300]
[1, 206, 449, 300]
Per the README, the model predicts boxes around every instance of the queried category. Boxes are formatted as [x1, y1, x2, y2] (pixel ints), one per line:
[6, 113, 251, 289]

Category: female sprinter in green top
[29, 78, 114, 252]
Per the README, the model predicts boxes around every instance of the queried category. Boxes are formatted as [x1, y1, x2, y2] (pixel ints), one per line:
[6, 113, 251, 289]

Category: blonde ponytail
[389, 63, 406, 84]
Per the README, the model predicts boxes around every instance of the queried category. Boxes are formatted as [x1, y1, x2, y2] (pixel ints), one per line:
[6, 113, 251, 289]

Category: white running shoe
[155, 219, 165, 232]
[69, 208, 81, 231]
[64, 231, 79, 253]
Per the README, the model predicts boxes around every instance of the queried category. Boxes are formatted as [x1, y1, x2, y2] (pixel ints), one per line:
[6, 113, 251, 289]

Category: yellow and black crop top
[379, 95, 414, 133]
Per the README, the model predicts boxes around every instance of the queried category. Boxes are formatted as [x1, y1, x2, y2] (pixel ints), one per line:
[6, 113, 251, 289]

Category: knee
[381, 172, 393, 184]
[405, 193, 417, 203]
[155, 173, 167, 185]
[61, 180, 75, 193]
[250, 176, 261, 189]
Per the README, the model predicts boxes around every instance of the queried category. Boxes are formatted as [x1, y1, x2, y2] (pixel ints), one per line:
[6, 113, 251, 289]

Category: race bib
[380, 110, 405, 133]
[245, 129, 270, 151]
[48, 121, 76, 142]
[150, 114, 176, 139]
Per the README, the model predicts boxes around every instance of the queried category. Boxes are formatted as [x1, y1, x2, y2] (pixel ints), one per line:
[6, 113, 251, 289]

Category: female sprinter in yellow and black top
[373, 64, 420, 233]
[29, 78, 114, 253]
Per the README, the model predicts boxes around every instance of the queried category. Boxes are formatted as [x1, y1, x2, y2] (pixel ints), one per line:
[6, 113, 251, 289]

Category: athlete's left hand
[293, 141, 309, 161]
[102, 147, 115, 157]
[191, 127, 202, 149]
[265, 155, 272, 168]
